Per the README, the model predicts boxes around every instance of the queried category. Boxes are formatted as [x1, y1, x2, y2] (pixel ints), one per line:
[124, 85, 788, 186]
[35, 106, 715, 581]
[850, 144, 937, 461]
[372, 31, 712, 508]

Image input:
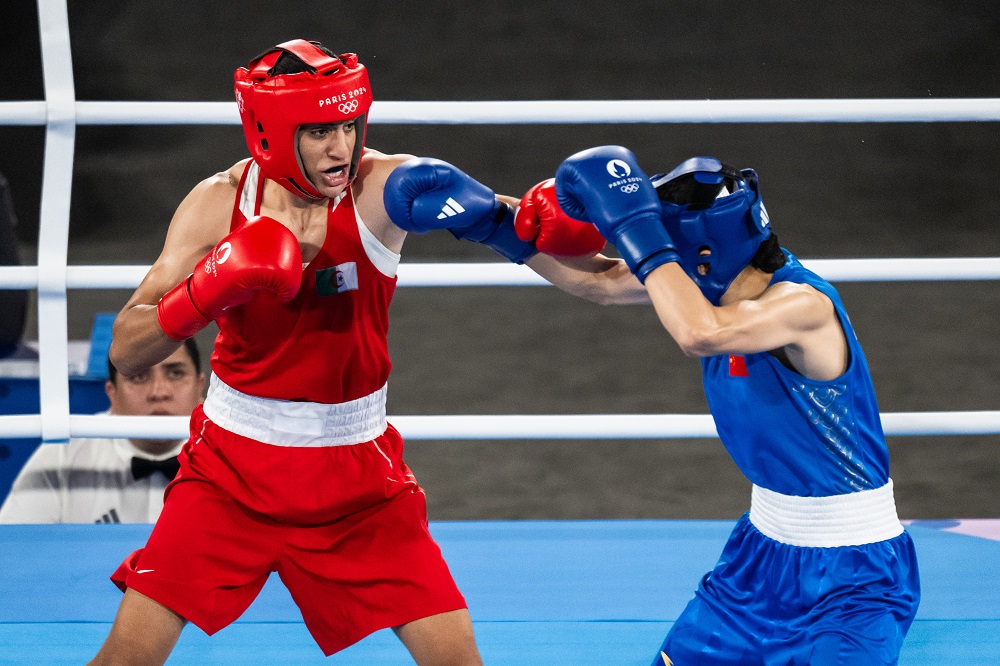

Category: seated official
[0, 339, 205, 524]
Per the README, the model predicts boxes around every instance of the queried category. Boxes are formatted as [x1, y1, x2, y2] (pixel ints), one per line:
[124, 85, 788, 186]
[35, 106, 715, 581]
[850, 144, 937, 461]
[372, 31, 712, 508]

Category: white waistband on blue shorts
[749, 480, 904, 548]
[202, 374, 388, 447]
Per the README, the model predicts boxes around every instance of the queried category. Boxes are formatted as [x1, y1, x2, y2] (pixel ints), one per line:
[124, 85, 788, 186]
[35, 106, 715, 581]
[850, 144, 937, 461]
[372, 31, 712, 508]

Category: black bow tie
[131, 456, 180, 481]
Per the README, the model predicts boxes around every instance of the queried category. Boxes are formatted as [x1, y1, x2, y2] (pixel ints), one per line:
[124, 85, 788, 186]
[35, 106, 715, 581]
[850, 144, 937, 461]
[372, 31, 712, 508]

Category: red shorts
[111, 404, 466, 655]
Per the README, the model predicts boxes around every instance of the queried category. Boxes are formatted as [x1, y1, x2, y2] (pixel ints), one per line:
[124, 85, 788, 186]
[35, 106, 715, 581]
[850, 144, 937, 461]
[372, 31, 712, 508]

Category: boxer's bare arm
[355, 149, 646, 304]
[352, 149, 517, 252]
[351, 149, 415, 254]
[109, 164, 241, 377]
[526, 252, 650, 305]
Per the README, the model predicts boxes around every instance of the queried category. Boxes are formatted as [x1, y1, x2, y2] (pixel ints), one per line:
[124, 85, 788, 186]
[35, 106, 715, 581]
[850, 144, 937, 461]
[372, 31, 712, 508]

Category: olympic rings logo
[621, 184, 640, 194]
[338, 100, 359, 114]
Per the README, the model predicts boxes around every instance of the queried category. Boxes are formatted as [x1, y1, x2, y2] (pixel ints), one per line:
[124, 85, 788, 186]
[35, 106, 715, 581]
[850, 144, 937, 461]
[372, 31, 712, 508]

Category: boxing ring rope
[3, 258, 1000, 291]
[30, 0, 75, 445]
[3, 411, 1000, 442]
[3, 0, 999, 443]
[6, 98, 1000, 125]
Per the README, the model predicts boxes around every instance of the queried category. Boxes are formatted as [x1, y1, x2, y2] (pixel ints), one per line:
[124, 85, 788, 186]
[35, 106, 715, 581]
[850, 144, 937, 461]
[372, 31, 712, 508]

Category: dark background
[2, 1, 998, 520]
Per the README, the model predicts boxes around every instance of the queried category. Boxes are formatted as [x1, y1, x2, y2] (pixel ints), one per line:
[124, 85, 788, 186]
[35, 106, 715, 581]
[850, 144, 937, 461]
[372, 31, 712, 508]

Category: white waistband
[749, 480, 904, 548]
[203, 375, 387, 447]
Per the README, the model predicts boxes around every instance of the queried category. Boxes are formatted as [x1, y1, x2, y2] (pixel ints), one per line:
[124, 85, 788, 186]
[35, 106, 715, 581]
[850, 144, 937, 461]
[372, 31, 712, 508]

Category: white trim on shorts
[749, 480, 904, 548]
[202, 374, 388, 447]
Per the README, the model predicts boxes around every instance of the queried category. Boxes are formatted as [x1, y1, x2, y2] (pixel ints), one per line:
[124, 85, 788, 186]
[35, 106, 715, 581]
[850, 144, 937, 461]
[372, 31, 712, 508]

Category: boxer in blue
[549, 146, 920, 665]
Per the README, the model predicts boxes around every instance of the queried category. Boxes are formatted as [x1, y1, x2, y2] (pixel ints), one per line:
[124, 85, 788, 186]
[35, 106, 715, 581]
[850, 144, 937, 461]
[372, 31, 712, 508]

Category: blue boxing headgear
[651, 157, 772, 305]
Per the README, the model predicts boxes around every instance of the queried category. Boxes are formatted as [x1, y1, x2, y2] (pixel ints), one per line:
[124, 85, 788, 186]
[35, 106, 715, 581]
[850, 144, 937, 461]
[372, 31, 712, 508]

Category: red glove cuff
[156, 277, 210, 341]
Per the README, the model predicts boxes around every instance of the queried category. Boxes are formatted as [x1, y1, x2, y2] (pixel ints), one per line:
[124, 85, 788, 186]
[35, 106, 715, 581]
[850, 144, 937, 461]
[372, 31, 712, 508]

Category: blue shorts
[654, 513, 920, 665]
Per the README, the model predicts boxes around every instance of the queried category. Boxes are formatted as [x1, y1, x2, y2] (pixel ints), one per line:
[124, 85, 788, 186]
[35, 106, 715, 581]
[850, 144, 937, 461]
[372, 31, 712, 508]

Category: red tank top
[210, 161, 397, 403]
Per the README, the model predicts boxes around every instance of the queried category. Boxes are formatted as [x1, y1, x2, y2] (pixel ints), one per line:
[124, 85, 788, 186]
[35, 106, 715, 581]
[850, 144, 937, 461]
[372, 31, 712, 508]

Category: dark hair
[749, 233, 786, 272]
[107, 337, 201, 383]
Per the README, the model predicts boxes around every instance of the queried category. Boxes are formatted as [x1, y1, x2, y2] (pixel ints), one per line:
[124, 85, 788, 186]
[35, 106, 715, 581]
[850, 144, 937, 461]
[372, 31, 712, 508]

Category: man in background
[0, 338, 205, 523]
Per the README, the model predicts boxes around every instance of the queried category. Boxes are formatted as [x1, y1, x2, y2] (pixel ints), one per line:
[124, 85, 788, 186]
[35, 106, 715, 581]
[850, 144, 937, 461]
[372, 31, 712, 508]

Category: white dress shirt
[0, 430, 182, 524]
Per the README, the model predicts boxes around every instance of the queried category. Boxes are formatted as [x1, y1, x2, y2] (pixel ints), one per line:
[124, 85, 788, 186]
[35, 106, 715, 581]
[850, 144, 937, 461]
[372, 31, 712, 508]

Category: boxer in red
[88, 40, 647, 666]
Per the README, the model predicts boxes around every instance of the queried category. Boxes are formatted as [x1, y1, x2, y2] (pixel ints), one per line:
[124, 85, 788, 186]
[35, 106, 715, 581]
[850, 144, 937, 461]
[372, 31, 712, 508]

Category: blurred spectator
[0, 338, 205, 523]
[0, 171, 28, 359]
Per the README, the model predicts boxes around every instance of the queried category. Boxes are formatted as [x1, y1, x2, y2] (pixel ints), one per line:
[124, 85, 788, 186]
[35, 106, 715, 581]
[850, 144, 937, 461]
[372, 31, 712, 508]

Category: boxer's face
[297, 120, 358, 199]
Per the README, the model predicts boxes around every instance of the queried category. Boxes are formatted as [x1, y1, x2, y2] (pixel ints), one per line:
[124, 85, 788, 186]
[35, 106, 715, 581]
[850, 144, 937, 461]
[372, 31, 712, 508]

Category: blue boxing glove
[556, 145, 679, 282]
[384, 158, 536, 263]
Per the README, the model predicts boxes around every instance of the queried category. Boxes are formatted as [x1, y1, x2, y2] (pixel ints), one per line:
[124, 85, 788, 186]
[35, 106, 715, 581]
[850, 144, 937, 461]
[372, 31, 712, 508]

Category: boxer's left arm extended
[383, 158, 536, 263]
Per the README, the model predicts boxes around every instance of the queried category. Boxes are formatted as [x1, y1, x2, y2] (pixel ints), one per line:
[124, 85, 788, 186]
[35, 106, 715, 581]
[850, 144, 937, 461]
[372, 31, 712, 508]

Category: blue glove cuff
[633, 248, 680, 283]
[450, 202, 537, 264]
[612, 215, 680, 283]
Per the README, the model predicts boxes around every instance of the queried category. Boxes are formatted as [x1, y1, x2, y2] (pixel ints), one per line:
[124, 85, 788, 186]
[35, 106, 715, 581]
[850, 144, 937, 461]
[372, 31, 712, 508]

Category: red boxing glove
[157, 216, 303, 341]
[514, 179, 606, 258]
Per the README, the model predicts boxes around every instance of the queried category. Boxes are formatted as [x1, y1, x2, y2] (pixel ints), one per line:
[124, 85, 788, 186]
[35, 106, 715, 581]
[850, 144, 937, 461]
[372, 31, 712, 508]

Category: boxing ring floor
[1, 519, 997, 665]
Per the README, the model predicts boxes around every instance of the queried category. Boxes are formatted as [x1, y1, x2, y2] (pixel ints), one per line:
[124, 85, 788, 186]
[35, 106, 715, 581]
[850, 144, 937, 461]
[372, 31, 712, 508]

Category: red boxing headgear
[234, 39, 373, 200]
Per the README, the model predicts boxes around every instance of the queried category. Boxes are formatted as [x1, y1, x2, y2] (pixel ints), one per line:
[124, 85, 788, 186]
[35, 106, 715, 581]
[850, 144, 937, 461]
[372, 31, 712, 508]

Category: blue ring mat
[1, 520, 997, 664]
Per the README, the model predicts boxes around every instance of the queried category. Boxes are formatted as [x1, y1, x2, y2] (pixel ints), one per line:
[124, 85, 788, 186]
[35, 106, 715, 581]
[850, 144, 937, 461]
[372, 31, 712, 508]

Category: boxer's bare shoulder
[166, 161, 247, 247]
[352, 149, 416, 252]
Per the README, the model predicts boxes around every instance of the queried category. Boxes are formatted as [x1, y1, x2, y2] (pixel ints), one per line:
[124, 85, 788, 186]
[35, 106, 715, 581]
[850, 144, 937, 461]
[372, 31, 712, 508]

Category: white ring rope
[33, 0, 76, 444]
[5, 99, 1000, 126]
[1, 257, 1000, 291]
[2, 412, 1000, 441]
[3, 4, 996, 443]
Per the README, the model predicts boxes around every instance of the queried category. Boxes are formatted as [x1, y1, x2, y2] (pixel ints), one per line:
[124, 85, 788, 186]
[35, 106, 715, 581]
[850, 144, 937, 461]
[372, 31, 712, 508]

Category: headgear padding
[651, 157, 772, 305]
[234, 39, 373, 200]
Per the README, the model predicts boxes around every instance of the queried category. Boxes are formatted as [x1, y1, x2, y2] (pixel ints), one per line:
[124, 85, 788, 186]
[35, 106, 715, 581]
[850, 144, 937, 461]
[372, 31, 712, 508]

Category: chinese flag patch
[729, 355, 748, 377]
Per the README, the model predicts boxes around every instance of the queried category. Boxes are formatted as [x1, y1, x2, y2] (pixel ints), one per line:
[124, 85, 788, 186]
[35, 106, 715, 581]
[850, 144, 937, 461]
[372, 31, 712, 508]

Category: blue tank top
[702, 251, 890, 496]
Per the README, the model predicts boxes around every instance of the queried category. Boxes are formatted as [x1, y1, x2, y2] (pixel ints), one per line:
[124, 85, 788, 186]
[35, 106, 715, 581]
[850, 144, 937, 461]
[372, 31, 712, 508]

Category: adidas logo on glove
[437, 197, 466, 219]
